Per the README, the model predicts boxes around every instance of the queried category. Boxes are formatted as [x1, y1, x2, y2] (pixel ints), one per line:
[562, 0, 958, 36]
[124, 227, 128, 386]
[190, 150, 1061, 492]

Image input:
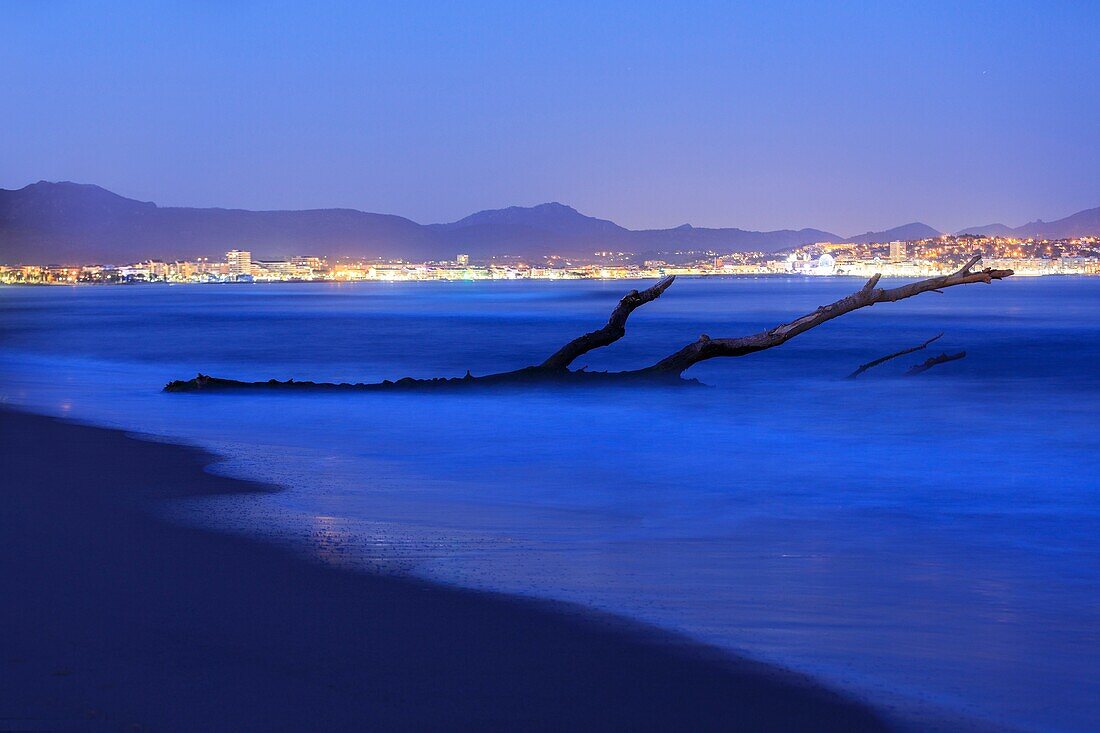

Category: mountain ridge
[957, 207, 1100, 239]
[2, 181, 1098, 265]
[0, 182, 842, 265]
[843, 222, 943, 244]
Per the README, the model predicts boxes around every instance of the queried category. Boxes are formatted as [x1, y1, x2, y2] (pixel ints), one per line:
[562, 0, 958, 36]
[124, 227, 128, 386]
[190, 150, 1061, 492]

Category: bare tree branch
[905, 351, 967, 375]
[648, 256, 1012, 375]
[847, 333, 943, 379]
[164, 260, 1010, 393]
[541, 275, 676, 369]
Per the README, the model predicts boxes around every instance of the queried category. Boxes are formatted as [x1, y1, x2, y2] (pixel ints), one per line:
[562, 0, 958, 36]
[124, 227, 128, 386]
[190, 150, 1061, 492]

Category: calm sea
[2, 277, 1098, 731]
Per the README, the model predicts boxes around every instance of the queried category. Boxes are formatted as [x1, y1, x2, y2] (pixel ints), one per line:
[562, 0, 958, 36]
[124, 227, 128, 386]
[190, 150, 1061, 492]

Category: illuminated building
[226, 249, 252, 278]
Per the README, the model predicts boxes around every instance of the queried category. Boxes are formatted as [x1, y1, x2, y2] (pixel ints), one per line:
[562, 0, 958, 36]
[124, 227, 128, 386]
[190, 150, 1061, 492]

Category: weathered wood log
[847, 333, 943, 379]
[646, 255, 1011, 376]
[541, 275, 675, 369]
[164, 367, 697, 393]
[164, 255, 1012, 393]
[905, 351, 967, 376]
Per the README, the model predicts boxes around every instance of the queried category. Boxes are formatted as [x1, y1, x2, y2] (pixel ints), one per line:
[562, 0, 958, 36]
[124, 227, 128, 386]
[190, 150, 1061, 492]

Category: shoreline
[0, 272, 1087, 289]
[0, 407, 894, 732]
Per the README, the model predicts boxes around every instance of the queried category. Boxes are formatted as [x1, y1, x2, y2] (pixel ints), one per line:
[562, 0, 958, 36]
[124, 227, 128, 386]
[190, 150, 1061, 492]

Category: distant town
[2, 234, 1099, 285]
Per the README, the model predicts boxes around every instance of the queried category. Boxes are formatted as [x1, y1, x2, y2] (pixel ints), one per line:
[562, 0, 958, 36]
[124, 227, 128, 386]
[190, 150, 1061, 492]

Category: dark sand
[0, 408, 889, 732]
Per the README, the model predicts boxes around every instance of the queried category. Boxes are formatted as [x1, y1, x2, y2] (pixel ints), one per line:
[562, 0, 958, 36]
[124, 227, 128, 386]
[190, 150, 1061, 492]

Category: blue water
[2, 278, 1098, 731]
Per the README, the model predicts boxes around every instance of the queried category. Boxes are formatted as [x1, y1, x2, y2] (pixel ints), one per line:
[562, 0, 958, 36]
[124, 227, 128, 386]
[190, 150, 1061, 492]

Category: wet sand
[0, 407, 888, 731]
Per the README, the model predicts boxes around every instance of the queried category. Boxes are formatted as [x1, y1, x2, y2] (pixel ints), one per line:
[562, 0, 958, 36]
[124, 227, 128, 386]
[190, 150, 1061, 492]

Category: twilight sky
[3, 1, 1098, 235]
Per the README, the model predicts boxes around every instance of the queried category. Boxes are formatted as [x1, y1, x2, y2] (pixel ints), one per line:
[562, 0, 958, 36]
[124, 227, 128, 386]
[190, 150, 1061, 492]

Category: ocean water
[1, 277, 1098, 732]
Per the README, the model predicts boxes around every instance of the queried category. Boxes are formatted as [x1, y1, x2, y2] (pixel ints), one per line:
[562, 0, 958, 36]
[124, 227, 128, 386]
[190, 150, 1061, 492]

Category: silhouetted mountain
[630, 223, 839, 252]
[955, 222, 1016, 237]
[433, 202, 625, 236]
[0, 182, 845, 264]
[427, 203, 633, 255]
[843, 222, 943, 244]
[429, 203, 839, 258]
[958, 207, 1100, 239]
[0, 181, 439, 265]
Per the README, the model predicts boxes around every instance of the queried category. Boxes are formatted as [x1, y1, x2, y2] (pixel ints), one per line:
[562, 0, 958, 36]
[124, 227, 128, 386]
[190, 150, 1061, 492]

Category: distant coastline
[3, 233, 1098, 285]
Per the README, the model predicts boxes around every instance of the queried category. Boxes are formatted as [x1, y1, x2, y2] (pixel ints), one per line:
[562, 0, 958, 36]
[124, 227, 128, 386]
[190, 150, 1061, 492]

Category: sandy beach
[0, 407, 892, 731]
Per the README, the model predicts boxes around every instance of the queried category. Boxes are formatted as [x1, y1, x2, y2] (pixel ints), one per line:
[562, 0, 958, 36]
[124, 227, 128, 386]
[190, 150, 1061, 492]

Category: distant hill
[5, 181, 1096, 266]
[0, 181, 439, 265]
[958, 206, 1100, 239]
[426, 202, 635, 255]
[432, 202, 625, 237]
[843, 222, 943, 244]
[428, 204, 841, 258]
[0, 182, 840, 265]
[629, 223, 840, 253]
[955, 222, 1016, 237]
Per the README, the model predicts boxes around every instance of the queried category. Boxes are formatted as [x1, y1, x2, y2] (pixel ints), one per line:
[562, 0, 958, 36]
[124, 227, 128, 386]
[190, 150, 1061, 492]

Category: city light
[2, 236, 1098, 285]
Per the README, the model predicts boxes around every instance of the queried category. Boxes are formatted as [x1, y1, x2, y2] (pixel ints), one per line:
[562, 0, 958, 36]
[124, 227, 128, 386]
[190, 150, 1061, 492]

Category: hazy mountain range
[841, 222, 944, 245]
[1, 181, 1098, 265]
[956, 208, 1100, 239]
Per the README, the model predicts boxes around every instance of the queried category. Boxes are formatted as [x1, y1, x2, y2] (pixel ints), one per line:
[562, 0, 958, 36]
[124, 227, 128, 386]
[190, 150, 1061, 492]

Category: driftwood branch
[647, 255, 1011, 375]
[164, 257, 1012, 393]
[164, 366, 694, 393]
[905, 351, 967, 375]
[847, 333, 943, 379]
[541, 275, 675, 369]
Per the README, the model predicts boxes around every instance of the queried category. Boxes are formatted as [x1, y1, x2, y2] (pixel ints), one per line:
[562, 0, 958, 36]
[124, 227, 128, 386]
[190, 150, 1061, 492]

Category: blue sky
[3, 0, 1098, 234]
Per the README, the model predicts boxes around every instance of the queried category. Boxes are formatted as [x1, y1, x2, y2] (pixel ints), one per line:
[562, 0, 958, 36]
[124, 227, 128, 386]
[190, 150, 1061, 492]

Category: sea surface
[2, 277, 1098, 732]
